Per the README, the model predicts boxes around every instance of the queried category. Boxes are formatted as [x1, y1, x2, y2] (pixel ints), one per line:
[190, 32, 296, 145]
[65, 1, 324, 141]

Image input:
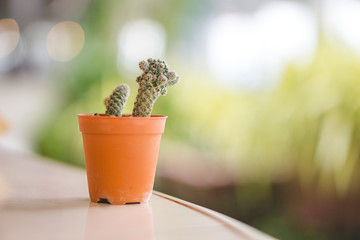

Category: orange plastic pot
[78, 114, 167, 205]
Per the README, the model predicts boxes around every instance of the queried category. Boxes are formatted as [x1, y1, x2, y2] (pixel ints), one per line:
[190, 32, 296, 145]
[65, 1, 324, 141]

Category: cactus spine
[105, 84, 130, 116]
[132, 58, 180, 117]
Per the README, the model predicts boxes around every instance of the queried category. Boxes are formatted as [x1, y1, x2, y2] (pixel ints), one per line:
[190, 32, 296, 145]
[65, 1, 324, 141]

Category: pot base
[93, 199, 147, 205]
[95, 198, 142, 205]
[90, 192, 152, 205]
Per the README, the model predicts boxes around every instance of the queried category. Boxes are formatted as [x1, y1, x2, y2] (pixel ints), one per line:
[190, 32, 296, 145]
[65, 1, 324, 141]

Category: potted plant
[78, 58, 180, 205]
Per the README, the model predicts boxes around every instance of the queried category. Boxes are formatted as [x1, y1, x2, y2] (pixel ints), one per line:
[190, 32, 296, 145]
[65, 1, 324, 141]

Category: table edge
[153, 191, 277, 240]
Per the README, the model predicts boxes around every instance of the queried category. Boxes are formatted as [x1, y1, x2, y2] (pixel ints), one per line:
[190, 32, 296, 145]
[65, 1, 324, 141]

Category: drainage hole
[97, 198, 110, 204]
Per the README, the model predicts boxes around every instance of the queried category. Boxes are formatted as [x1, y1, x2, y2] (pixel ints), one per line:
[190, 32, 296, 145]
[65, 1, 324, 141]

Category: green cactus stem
[105, 84, 130, 117]
[132, 58, 180, 117]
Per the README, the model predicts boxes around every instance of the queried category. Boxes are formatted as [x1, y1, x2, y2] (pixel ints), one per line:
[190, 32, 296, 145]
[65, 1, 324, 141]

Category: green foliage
[133, 58, 180, 117]
[105, 84, 130, 116]
[160, 42, 360, 197]
[254, 215, 333, 240]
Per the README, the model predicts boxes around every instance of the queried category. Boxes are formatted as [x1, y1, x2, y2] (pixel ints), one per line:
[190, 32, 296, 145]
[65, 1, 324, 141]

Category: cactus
[132, 58, 180, 117]
[104, 84, 130, 116]
[102, 59, 179, 117]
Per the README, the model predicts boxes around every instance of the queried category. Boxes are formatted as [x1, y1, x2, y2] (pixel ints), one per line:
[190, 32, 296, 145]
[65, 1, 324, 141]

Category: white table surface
[0, 147, 276, 240]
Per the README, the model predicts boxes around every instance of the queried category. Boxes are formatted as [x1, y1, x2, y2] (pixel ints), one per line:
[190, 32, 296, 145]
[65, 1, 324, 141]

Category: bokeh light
[0, 18, 20, 58]
[206, 2, 317, 91]
[46, 21, 85, 62]
[117, 19, 166, 71]
[324, 0, 360, 54]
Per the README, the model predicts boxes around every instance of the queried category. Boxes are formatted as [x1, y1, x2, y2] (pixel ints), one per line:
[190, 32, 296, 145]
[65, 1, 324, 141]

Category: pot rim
[78, 113, 168, 134]
[77, 113, 168, 120]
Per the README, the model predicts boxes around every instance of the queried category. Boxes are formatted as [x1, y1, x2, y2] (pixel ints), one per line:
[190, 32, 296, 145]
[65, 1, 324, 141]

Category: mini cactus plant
[133, 58, 180, 117]
[80, 58, 179, 205]
[103, 58, 180, 117]
[104, 84, 130, 117]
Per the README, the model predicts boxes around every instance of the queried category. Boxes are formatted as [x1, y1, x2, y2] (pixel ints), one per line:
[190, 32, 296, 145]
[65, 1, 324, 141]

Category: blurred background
[1, 0, 360, 239]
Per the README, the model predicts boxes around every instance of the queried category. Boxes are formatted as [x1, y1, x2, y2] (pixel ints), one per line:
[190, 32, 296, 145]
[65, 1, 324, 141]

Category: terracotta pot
[78, 114, 167, 205]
